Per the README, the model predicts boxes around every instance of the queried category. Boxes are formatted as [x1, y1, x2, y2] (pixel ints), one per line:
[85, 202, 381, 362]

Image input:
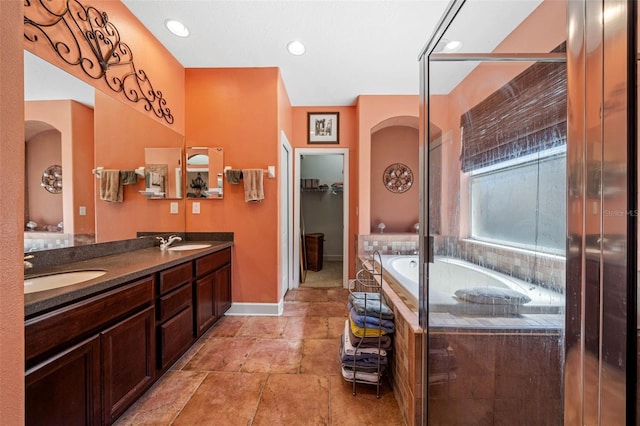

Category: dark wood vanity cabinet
[25, 276, 155, 426]
[194, 248, 232, 337]
[156, 262, 194, 371]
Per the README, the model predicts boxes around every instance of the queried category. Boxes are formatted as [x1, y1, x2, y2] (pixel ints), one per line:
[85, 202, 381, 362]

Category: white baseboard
[224, 299, 284, 316]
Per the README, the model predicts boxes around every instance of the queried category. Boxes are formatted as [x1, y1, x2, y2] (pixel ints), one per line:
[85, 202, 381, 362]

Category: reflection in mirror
[143, 147, 183, 199]
[186, 147, 224, 199]
[24, 51, 96, 252]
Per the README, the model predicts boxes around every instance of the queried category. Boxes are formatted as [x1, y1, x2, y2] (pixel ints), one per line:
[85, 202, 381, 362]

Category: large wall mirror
[24, 51, 186, 252]
[186, 147, 224, 199]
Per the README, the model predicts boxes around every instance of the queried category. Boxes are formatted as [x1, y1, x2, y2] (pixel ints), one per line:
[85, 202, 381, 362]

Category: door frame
[293, 148, 349, 288]
[280, 132, 294, 295]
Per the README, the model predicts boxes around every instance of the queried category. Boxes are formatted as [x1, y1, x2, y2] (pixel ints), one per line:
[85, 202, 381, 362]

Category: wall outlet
[192, 202, 200, 214]
[79, 206, 86, 216]
[170, 202, 179, 214]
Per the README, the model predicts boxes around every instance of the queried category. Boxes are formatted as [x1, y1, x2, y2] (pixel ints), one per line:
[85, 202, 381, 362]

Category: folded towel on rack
[225, 169, 243, 184]
[120, 170, 138, 185]
[340, 337, 388, 367]
[242, 169, 264, 202]
[341, 320, 388, 357]
[349, 318, 387, 338]
[348, 303, 395, 333]
[348, 327, 392, 350]
[100, 169, 123, 202]
[349, 292, 394, 320]
[341, 365, 381, 384]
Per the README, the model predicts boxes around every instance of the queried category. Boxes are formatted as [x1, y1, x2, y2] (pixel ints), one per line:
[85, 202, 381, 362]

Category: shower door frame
[418, 0, 637, 424]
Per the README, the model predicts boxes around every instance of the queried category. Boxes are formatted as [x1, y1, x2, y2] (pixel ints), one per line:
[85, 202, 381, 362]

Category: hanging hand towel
[100, 169, 123, 202]
[119, 170, 138, 185]
[225, 169, 243, 184]
[242, 169, 264, 202]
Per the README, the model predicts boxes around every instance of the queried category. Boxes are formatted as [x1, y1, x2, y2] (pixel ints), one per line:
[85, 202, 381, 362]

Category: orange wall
[370, 126, 419, 233]
[291, 106, 358, 278]
[0, 0, 25, 423]
[356, 95, 420, 235]
[94, 90, 185, 242]
[185, 67, 281, 304]
[26, 129, 63, 226]
[24, 0, 185, 134]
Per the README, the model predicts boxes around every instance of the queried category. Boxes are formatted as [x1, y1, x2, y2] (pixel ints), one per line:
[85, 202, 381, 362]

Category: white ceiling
[25, 0, 546, 107]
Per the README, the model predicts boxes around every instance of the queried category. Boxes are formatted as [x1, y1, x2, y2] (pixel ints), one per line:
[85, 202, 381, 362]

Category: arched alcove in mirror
[186, 147, 224, 199]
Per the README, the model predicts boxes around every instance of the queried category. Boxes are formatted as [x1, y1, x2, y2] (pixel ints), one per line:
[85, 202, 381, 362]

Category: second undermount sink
[167, 243, 212, 252]
[24, 270, 107, 294]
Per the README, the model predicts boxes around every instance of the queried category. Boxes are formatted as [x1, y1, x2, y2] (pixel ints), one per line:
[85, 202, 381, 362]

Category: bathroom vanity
[24, 242, 232, 425]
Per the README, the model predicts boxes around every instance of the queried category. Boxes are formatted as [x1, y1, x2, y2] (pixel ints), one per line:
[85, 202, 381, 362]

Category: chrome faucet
[24, 254, 34, 270]
[157, 235, 182, 250]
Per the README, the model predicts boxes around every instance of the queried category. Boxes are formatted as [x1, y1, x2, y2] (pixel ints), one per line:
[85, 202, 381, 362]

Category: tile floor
[115, 287, 405, 425]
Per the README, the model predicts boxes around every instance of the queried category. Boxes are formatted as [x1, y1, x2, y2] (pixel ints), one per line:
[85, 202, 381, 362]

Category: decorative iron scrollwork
[24, 0, 175, 125]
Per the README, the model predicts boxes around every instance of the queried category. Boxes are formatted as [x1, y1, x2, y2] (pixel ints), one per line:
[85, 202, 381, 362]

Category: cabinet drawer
[158, 262, 192, 295]
[158, 306, 194, 370]
[157, 283, 192, 322]
[195, 248, 231, 277]
[25, 276, 154, 363]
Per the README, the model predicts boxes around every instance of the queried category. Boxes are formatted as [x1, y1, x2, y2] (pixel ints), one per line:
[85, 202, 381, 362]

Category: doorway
[293, 148, 349, 288]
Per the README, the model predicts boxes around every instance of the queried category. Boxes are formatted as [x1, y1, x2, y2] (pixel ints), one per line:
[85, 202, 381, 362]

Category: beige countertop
[25, 241, 233, 318]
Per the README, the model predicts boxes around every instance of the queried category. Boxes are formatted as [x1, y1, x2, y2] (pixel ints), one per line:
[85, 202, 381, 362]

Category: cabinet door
[101, 306, 155, 424]
[195, 273, 216, 336]
[26, 335, 101, 426]
[215, 263, 232, 316]
[158, 305, 194, 370]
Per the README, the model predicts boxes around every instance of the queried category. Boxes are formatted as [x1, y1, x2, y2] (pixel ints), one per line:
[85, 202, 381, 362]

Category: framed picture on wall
[308, 112, 339, 144]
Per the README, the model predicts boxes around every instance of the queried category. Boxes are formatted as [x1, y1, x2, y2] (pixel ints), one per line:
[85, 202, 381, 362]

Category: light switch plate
[170, 202, 178, 214]
[79, 206, 86, 216]
[192, 202, 200, 214]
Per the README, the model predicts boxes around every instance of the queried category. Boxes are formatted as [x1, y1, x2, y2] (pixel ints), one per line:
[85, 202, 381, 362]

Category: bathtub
[379, 255, 564, 315]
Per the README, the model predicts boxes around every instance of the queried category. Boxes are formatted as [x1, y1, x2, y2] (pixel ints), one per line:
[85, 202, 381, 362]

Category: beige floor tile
[184, 337, 256, 372]
[252, 374, 330, 425]
[113, 370, 207, 426]
[300, 338, 342, 376]
[307, 301, 348, 318]
[173, 372, 267, 425]
[281, 301, 310, 317]
[282, 316, 329, 339]
[329, 375, 405, 426]
[204, 316, 247, 337]
[236, 316, 289, 338]
[241, 338, 303, 374]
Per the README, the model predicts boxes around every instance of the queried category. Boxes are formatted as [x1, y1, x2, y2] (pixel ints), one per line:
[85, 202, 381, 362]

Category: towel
[349, 318, 387, 338]
[100, 169, 123, 202]
[242, 169, 264, 202]
[120, 170, 138, 185]
[349, 292, 394, 320]
[341, 320, 388, 357]
[348, 303, 395, 333]
[348, 327, 392, 350]
[340, 335, 388, 367]
[341, 365, 381, 384]
[225, 169, 243, 184]
[340, 320, 387, 357]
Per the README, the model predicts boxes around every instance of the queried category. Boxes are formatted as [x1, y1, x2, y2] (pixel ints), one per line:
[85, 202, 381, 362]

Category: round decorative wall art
[383, 163, 413, 193]
[41, 165, 62, 194]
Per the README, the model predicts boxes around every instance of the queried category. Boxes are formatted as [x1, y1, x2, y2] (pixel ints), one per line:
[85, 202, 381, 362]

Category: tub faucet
[24, 254, 34, 270]
[157, 235, 182, 250]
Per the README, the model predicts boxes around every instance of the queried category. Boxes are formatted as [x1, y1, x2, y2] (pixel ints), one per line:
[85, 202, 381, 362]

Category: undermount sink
[24, 270, 107, 294]
[167, 243, 212, 252]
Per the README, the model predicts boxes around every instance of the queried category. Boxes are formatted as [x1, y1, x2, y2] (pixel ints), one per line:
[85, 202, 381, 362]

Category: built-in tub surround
[435, 235, 566, 293]
[356, 254, 423, 425]
[358, 233, 418, 257]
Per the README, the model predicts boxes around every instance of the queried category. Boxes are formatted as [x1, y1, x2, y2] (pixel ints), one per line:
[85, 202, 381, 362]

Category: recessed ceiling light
[443, 40, 463, 53]
[287, 40, 306, 56]
[165, 19, 189, 38]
